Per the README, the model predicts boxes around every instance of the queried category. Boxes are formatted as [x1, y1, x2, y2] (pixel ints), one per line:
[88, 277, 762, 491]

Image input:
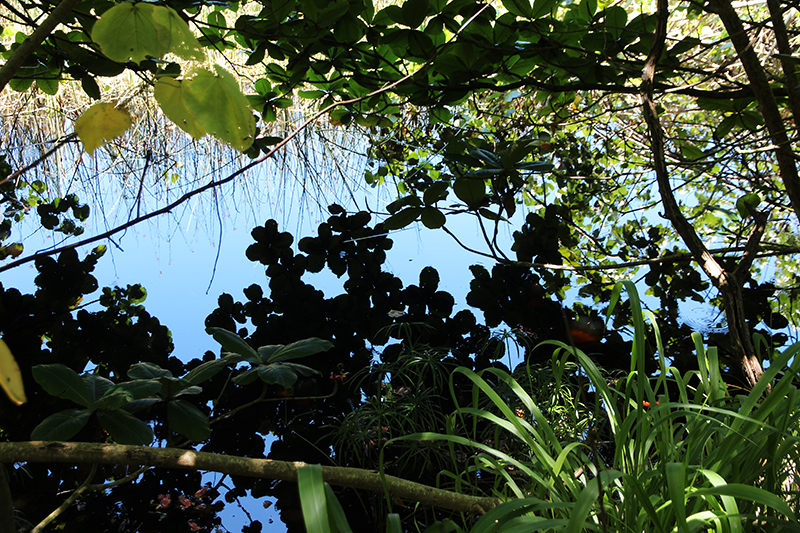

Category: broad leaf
[97, 409, 154, 445]
[168, 399, 211, 441]
[154, 77, 207, 139]
[257, 364, 298, 387]
[74, 103, 131, 156]
[32, 364, 91, 406]
[184, 358, 229, 385]
[91, 391, 133, 411]
[83, 374, 115, 403]
[113, 379, 162, 399]
[207, 327, 261, 363]
[182, 66, 256, 152]
[453, 177, 486, 209]
[158, 376, 196, 399]
[92, 3, 202, 64]
[31, 409, 91, 441]
[128, 362, 173, 380]
[259, 338, 333, 362]
[149, 5, 205, 61]
[279, 362, 321, 377]
[232, 367, 261, 385]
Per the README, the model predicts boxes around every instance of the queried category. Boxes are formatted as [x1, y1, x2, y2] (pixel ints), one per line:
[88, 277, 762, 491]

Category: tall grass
[298, 281, 800, 532]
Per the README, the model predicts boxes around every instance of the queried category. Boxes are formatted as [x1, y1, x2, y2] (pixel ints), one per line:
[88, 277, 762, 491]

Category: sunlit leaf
[182, 66, 255, 151]
[154, 77, 207, 138]
[74, 102, 132, 155]
[150, 5, 205, 61]
[92, 3, 203, 64]
[0, 339, 26, 405]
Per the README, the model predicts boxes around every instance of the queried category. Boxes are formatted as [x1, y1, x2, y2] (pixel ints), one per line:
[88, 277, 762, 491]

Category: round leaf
[182, 66, 256, 152]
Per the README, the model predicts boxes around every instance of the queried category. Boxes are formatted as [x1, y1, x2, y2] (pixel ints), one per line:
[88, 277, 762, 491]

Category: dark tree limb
[0, 442, 501, 515]
[642, 0, 764, 389]
[709, 0, 800, 223]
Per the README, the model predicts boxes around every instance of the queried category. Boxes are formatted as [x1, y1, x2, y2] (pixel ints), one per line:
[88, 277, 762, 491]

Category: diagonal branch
[709, 0, 800, 223]
[0, 0, 82, 93]
[0, 441, 501, 515]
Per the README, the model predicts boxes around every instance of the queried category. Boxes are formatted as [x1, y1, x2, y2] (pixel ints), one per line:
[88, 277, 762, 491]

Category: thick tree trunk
[719, 278, 764, 387]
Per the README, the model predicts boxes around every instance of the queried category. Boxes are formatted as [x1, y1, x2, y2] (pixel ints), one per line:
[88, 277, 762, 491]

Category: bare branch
[0, 442, 501, 515]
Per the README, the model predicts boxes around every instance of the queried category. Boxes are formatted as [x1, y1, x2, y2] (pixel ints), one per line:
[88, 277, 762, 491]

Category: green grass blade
[298, 464, 330, 533]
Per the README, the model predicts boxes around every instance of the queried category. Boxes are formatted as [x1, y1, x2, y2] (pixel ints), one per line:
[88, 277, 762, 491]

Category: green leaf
[154, 77, 207, 139]
[128, 362, 173, 380]
[92, 3, 203, 64]
[298, 464, 329, 533]
[232, 367, 260, 385]
[420, 207, 446, 229]
[91, 390, 133, 411]
[168, 399, 211, 441]
[383, 207, 423, 230]
[736, 193, 761, 218]
[323, 483, 354, 533]
[32, 364, 92, 406]
[714, 115, 737, 139]
[158, 376, 197, 399]
[502, 0, 532, 18]
[83, 374, 116, 402]
[257, 364, 299, 387]
[184, 358, 229, 385]
[97, 409, 154, 445]
[423, 181, 449, 205]
[530, 0, 558, 18]
[206, 327, 262, 362]
[453, 177, 485, 209]
[36, 78, 59, 95]
[259, 338, 333, 363]
[31, 409, 91, 440]
[277, 362, 320, 377]
[387, 514, 402, 533]
[150, 5, 206, 60]
[182, 66, 256, 152]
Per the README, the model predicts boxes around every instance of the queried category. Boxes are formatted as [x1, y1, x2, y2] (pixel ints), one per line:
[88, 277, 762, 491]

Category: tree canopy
[1, 0, 800, 530]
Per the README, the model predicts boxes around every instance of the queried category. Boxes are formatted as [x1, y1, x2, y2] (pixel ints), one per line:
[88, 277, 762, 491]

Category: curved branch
[0, 442, 501, 515]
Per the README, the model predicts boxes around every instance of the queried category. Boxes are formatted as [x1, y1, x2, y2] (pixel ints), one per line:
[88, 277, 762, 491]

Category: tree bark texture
[0, 441, 501, 515]
[642, 0, 765, 388]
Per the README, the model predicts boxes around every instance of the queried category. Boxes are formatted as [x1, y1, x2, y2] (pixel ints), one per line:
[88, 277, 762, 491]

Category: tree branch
[645, 0, 765, 389]
[0, 0, 82, 93]
[709, 0, 800, 223]
[0, 442, 501, 515]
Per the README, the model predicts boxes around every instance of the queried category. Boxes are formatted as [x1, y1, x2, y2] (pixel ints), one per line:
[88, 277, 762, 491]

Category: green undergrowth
[298, 281, 800, 532]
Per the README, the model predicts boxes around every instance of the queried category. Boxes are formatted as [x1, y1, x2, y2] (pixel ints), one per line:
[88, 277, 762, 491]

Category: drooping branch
[0, 442, 501, 515]
[642, 0, 765, 388]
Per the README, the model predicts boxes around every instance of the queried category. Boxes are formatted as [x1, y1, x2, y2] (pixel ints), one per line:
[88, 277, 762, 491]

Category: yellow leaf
[74, 103, 132, 155]
[154, 77, 207, 139]
[0, 339, 26, 405]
